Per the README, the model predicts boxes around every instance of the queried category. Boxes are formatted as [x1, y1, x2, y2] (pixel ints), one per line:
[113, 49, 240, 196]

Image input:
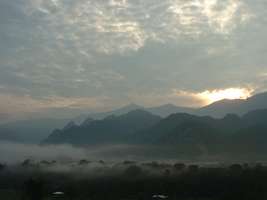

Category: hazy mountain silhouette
[196, 91, 267, 118]
[0, 118, 70, 143]
[44, 110, 161, 145]
[242, 108, 267, 125]
[142, 108, 267, 154]
[44, 107, 267, 156]
[159, 121, 223, 154]
[147, 104, 195, 117]
[227, 109, 267, 154]
[3, 91, 267, 145]
[75, 91, 267, 122]
[77, 103, 194, 123]
[75, 104, 144, 122]
[228, 125, 267, 154]
[0, 104, 195, 144]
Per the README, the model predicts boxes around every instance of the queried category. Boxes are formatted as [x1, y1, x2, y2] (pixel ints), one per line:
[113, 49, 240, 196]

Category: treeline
[1, 161, 267, 200]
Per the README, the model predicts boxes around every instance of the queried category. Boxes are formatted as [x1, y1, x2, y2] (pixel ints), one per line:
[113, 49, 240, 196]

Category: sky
[0, 0, 267, 121]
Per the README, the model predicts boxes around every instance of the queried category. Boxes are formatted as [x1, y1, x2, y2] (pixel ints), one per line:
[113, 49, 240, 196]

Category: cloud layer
[0, 0, 267, 119]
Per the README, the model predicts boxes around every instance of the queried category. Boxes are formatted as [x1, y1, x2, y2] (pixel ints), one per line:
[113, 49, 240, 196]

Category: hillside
[196, 92, 267, 118]
[44, 110, 161, 145]
[43, 108, 267, 156]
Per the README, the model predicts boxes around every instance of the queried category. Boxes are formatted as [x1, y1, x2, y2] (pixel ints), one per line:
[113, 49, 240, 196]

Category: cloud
[125, 89, 208, 108]
[172, 87, 254, 106]
[0, 0, 266, 119]
[0, 93, 110, 120]
[18, 0, 251, 55]
[194, 87, 253, 104]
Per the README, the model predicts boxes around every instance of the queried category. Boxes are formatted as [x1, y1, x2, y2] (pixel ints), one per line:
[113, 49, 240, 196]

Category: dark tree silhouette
[173, 163, 186, 171]
[24, 178, 44, 200]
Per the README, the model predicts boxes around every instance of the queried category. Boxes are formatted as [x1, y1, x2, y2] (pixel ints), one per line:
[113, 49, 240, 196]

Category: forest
[0, 160, 267, 200]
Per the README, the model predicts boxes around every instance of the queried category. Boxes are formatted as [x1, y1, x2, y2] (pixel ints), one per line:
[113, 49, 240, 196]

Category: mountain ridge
[43, 107, 267, 156]
[195, 91, 267, 118]
[43, 109, 162, 145]
[2, 91, 267, 144]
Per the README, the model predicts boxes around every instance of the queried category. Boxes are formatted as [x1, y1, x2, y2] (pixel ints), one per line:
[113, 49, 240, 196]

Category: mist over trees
[1, 160, 267, 200]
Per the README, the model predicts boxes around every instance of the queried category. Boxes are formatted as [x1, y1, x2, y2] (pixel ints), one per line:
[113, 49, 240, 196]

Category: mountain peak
[62, 121, 77, 131]
[122, 103, 143, 110]
[125, 109, 154, 116]
[158, 103, 176, 108]
[81, 117, 94, 127]
[196, 91, 267, 118]
[207, 98, 244, 107]
[249, 91, 267, 99]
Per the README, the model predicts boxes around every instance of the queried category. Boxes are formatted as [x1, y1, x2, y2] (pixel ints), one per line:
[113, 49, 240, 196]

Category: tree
[24, 178, 44, 200]
[0, 163, 6, 171]
[21, 159, 33, 167]
[124, 165, 143, 178]
[174, 163, 186, 171]
[188, 164, 199, 172]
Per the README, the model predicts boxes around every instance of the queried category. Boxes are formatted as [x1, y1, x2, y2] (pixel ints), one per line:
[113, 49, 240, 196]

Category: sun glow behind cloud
[172, 87, 253, 107]
[198, 88, 253, 104]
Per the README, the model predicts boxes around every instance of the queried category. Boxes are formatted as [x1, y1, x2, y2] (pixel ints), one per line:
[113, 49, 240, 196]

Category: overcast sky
[1, 0, 267, 120]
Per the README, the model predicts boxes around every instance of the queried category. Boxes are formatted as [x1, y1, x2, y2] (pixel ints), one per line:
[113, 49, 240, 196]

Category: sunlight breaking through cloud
[198, 88, 253, 104]
[173, 87, 254, 106]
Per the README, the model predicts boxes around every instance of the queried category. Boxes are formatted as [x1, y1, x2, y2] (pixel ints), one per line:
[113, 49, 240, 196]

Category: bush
[173, 163, 186, 171]
[124, 165, 143, 178]
[0, 163, 6, 171]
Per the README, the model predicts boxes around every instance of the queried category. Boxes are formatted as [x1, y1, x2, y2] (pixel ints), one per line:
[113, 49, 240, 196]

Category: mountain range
[74, 103, 195, 122]
[197, 92, 267, 118]
[44, 110, 161, 145]
[1, 91, 267, 146]
[78, 91, 267, 121]
[43, 107, 267, 156]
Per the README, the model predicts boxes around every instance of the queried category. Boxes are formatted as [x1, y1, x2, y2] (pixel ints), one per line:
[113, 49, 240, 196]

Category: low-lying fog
[0, 141, 148, 164]
[1, 142, 266, 200]
[1, 141, 267, 167]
